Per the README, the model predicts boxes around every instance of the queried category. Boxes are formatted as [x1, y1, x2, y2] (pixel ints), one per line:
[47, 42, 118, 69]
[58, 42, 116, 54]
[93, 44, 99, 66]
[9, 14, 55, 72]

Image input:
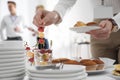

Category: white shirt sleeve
[54, 0, 77, 19]
[112, 13, 120, 29]
[19, 16, 28, 33]
[0, 18, 6, 40]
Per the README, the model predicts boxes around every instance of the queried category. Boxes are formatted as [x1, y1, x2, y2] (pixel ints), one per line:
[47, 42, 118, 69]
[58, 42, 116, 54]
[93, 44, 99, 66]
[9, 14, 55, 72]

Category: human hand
[86, 20, 113, 40]
[33, 10, 61, 27]
[14, 27, 21, 32]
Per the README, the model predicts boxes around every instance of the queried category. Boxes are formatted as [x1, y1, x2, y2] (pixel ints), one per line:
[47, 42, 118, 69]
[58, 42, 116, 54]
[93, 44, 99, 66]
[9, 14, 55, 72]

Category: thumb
[99, 21, 106, 28]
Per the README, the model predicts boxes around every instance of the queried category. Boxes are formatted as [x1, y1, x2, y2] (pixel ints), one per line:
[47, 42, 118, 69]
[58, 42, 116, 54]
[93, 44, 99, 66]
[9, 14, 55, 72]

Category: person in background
[33, 0, 120, 63]
[0, 1, 26, 40]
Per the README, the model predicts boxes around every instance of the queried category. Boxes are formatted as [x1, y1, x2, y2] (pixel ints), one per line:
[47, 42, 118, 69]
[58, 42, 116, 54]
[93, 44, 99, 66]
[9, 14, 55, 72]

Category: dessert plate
[87, 69, 105, 74]
[27, 65, 85, 74]
[0, 68, 25, 74]
[70, 26, 101, 33]
[0, 57, 25, 63]
[0, 74, 25, 80]
[0, 71, 25, 78]
[0, 61, 25, 67]
[29, 73, 87, 80]
[0, 51, 25, 55]
[0, 65, 25, 71]
[0, 54, 25, 58]
[28, 70, 85, 78]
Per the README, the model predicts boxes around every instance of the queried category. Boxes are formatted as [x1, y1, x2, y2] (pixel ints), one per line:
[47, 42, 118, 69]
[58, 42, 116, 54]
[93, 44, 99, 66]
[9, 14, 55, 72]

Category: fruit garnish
[39, 62, 48, 65]
[29, 57, 34, 62]
[46, 49, 52, 53]
[40, 49, 46, 54]
[38, 27, 44, 32]
[26, 47, 30, 50]
[27, 51, 34, 57]
[39, 38, 45, 44]
[38, 32, 44, 38]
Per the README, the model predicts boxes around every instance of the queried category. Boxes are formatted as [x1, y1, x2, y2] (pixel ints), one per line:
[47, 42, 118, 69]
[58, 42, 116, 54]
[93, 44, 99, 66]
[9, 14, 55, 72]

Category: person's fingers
[99, 20, 106, 28]
[33, 19, 39, 27]
[33, 10, 44, 27]
[36, 10, 43, 22]
[41, 16, 50, 26]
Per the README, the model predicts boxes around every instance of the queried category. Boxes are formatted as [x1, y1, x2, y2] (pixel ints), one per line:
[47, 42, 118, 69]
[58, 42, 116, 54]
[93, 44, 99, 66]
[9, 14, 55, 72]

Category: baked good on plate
[93, 59, 104, 70]
[86, 22, 98, 26]
[74, 21, 86, 27]
[112, 64, 120, 76]
[79, 59, 97, 71]
[52, 58, 70, 64]
[64, 60, 80, 65]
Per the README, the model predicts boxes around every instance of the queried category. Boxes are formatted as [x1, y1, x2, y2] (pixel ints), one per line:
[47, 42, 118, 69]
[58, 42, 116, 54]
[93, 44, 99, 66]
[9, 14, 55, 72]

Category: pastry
[86, 22, 98, 26]
[74, 21, 86, 27]
[64, 60, 80, 65]
[114, 64, 120, 71]
[79, 59, 97, 71]
[52, 59, 61, 64]
[112, 70, 120, 76]
[112, 64, 120, 76]
[52, 58, 70, 64]
[93, 59, 104, 70]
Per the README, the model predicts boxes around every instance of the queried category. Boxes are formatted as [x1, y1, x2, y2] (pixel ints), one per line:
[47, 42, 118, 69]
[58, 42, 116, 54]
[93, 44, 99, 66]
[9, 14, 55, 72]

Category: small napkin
[99, 57, 115, 68]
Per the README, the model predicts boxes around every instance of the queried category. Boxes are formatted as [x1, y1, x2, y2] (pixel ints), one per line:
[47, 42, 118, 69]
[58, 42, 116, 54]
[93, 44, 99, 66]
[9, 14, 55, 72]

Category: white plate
[28, 70, 85, 78]
[0, 65, 25, 71]
[0, 70, 25, 78]
[27, 65, 85, 74]
[0, 57, 25, 63]
[87, 69, 105, 74]
[0, 54, 25, 59]
[0, 74, 25, 80]
[0, 51, 25, 55]
[0, 41, 24, 50]
[0, 68, 25, 74]
[29, 73, 87, 80]
[70, 26, 101, 33]
[0, 61, 25, 67]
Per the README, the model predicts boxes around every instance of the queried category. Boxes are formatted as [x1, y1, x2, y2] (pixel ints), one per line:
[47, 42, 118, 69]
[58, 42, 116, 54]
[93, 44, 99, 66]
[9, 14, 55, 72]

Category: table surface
[24, 68, 117, 80]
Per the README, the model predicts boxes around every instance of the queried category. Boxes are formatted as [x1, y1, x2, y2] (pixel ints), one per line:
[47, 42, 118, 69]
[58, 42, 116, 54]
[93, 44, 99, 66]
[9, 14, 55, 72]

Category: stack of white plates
[0, 41, 25, 80]
[27, 65, 87, 80]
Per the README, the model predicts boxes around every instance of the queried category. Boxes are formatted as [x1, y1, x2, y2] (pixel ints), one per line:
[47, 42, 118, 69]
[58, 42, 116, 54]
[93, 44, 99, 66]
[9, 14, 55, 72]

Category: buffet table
[24, 68, 116, 80]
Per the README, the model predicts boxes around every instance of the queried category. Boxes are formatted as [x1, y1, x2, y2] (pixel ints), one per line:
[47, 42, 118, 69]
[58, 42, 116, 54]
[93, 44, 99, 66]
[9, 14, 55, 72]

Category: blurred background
[0, 0, 101, 58]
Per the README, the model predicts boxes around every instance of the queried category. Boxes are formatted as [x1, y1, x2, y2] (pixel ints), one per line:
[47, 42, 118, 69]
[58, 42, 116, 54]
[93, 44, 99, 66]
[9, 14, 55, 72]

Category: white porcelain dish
[70, 26, 100, 33]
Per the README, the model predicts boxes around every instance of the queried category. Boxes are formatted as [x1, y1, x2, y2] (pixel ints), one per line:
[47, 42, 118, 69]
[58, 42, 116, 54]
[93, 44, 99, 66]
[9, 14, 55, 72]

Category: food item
[38, 27, 44, 32]
[86, 22, 98, 26]
[74, 21, 86, 27]
[25, 25, 52, 66]
[52, 58, 70, 63]
[112, 70, 120, 76]
[27, 51, 34, 58]
[25, 47, 30, 50]
[39, 32, 44, 38]
[52, 59, 61, 64]
[93, 59, 104, 70]
[52, 58, 80, 65]
[112, 64, 120, 76]
[38, 38, 45, 44]
[114, 64, 120, 71]
[64, 60, 80, 65]
[80, 59, 97, 71]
